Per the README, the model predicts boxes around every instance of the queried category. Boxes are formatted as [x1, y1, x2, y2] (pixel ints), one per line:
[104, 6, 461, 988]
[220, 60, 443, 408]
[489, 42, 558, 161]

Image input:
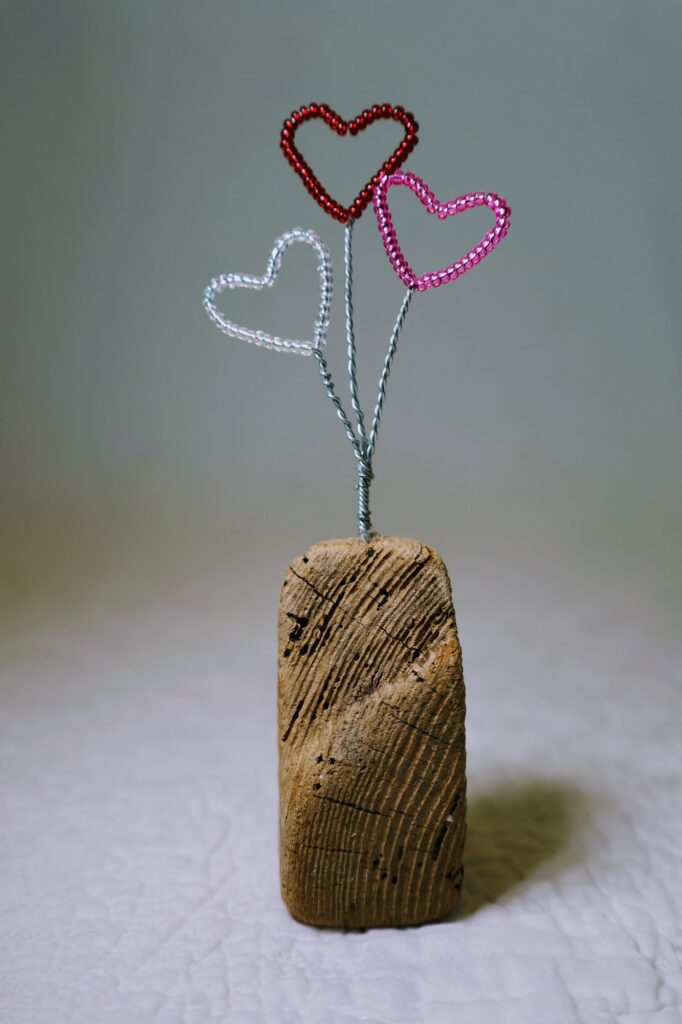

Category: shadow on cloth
[452, 778, 588, 919]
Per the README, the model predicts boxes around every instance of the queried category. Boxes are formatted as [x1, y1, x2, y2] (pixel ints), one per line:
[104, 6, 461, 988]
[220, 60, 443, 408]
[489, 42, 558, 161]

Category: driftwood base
[278, 536, 466, 929]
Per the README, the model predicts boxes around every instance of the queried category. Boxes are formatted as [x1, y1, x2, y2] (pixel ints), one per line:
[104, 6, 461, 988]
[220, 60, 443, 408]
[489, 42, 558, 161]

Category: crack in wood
[281, 699, 304, 742]
[313, 793, 390, 818]
[380, 699, 452, 747]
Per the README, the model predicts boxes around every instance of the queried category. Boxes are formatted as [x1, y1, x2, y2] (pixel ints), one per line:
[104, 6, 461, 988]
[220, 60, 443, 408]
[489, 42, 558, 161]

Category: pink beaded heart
[373, 171, 511, 292]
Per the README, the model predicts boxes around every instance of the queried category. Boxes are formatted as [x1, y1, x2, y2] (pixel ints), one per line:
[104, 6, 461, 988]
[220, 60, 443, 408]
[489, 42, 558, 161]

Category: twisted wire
[356, 460, 374, 542]
[366, 286, 414, 460]
[314, 347, 373, 541]
[312, 350, 364, 462]
[312, 233, 415, 542]
[203, 224, 415, 542]
[344, 219, 368, 448]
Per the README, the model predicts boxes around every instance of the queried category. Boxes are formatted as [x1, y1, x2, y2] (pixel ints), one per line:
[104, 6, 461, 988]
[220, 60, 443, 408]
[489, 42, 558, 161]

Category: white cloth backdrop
[1, 519, 680, 1024]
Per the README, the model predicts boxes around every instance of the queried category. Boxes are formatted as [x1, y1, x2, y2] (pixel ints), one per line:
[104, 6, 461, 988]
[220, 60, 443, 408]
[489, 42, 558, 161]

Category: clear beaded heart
[203, 229, 332, 355]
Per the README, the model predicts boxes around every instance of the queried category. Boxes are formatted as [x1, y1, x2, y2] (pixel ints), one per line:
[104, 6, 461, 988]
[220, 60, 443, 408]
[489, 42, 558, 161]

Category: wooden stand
[278, 536, 466, 928]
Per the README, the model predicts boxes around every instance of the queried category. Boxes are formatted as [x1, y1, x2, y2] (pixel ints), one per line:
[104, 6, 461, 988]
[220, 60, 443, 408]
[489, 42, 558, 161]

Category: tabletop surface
[1, 518, 680, 1024]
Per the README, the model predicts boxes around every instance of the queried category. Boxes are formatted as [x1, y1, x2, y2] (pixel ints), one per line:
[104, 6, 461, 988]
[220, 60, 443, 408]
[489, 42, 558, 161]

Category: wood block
[278, 535, 466, 929]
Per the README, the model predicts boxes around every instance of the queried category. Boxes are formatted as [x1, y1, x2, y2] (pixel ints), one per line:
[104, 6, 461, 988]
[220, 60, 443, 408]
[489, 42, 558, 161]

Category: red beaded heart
[280, 103, 419, 223]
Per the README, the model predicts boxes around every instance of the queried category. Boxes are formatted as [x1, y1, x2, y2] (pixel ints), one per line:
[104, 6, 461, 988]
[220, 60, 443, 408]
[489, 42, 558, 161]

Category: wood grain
[278, 535, 466, 928]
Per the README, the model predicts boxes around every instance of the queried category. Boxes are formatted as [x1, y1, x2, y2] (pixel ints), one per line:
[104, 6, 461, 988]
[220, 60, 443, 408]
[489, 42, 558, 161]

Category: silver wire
[366, 286, 414, 460]
[312, 350, 364, 463]
[204, 223, 414, 542]
[306, 225, 415, 541]
[344, 220, 368, 448]
[313, 348, 373, 540]
[356, 459, 374, 542]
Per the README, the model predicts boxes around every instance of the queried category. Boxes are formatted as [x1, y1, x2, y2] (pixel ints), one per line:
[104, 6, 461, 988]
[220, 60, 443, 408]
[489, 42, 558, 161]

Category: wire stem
[313, 223, 415, 542]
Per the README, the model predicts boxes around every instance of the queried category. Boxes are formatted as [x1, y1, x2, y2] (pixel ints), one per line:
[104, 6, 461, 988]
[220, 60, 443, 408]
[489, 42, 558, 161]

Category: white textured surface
[1, 520, 681, 1024]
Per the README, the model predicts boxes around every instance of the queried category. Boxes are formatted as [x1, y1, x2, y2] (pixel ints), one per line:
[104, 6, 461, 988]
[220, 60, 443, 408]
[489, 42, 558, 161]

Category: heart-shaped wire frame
[280, 103, 419, 223]
[202, 229, 332, 355]
[373, 171, 511, 291]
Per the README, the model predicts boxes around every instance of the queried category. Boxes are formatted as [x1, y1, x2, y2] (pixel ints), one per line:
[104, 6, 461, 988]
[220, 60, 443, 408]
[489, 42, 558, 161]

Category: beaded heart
[202, 229, 332, 355]
[280, 103, 419, 223]
[373, 172, 511, 292]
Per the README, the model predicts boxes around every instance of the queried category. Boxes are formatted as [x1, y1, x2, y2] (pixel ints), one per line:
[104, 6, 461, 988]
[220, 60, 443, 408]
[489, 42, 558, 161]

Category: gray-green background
[2, 0, 680, 607]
